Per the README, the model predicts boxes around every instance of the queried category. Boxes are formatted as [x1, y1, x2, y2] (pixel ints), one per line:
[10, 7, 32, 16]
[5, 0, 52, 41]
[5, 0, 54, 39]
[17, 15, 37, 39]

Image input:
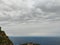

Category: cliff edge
[0, 27, 13, 45]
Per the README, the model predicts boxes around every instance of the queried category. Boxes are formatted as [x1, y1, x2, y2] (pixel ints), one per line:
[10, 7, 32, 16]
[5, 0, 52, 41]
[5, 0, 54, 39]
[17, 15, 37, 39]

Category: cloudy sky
[0, 0, 60, 37]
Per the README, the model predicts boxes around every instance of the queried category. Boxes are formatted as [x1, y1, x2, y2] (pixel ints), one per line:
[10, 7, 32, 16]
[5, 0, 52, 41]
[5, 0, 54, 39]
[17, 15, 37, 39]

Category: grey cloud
[0, 0, 60, 36]
[0, 0, 60, 24]
[33, 0, 60, 22]
[35, 0, 60, 13]
[3, 22, 60, 36]
[40, 5, 60, 13]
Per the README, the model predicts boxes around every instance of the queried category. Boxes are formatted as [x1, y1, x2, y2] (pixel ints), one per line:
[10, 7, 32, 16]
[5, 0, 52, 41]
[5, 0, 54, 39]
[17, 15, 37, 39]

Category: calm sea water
[9, 37, 60, 45]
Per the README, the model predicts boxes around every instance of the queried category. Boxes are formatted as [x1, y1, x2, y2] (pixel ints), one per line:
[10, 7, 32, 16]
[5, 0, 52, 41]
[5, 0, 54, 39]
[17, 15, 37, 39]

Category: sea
[9, 37, 60, 45]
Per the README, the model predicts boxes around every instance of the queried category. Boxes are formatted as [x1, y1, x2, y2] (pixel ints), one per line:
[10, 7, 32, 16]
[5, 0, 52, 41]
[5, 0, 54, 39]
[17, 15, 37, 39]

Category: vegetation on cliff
[0, 27, 13, 45]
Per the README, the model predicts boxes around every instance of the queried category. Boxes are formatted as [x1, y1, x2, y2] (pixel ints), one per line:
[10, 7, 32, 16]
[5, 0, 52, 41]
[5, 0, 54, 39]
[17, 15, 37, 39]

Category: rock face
[0, 27, 13, 45]
[21, 42, 40, 45]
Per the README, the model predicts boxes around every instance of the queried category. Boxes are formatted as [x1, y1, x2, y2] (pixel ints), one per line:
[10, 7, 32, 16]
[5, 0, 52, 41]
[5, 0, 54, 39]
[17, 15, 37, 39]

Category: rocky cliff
[21, 42, 40, 45]
[0, 27, 13, 45]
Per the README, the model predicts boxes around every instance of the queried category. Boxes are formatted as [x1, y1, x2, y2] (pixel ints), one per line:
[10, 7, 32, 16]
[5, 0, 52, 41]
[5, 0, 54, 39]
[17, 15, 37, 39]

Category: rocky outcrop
[0, 27, 13, 45]
[21, 42, 40, 45]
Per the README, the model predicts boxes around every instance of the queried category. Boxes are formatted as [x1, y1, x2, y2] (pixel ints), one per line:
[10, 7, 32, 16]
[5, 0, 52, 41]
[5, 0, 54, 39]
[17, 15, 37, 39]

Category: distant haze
[0, 0, 60, 36]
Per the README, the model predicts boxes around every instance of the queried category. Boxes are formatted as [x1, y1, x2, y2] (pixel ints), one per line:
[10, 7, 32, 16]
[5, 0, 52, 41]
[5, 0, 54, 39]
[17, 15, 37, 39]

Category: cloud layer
[0, 0, 60, 24]
[0, 0, 60, 36]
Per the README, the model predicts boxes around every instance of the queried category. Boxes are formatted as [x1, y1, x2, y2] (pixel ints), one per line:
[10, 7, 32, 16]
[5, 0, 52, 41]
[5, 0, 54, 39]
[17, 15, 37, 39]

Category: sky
[0, 0, 60, 37]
